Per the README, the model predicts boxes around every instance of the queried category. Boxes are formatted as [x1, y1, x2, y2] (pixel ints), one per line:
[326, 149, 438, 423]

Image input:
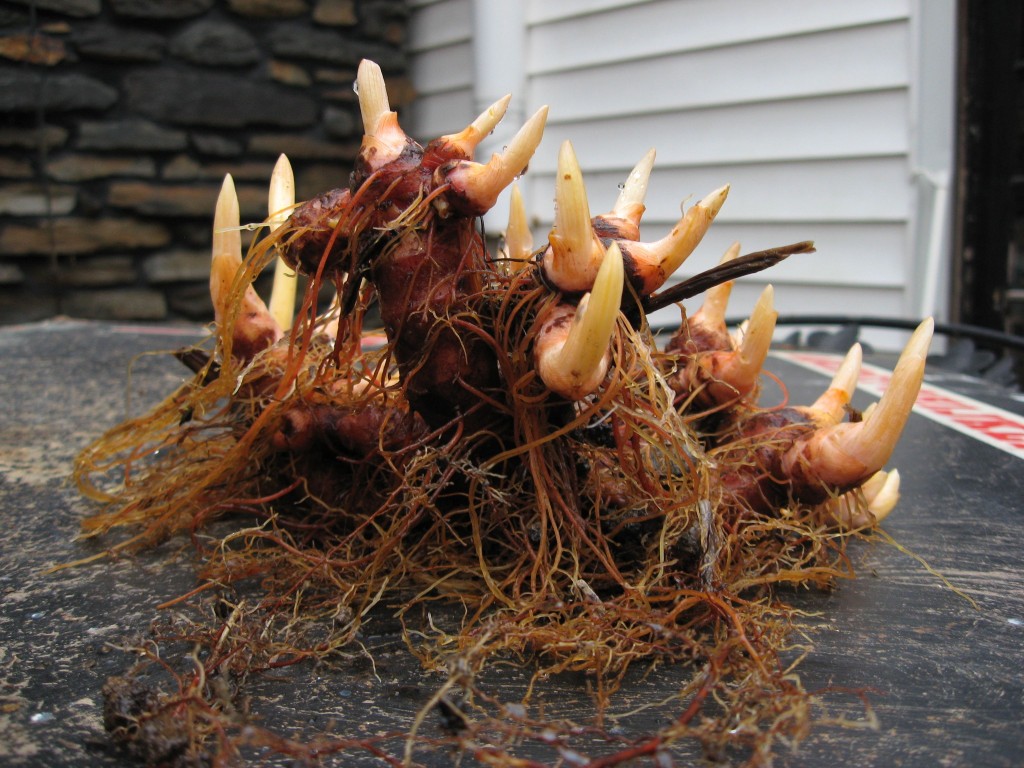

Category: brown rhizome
[70, 60, 931, 766]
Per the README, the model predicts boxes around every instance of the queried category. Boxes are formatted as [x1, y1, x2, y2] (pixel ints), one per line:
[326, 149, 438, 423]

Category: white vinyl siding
[525, 0, 907, 45]
[407, 0, 954, 349]
[406, 0, 474, 139]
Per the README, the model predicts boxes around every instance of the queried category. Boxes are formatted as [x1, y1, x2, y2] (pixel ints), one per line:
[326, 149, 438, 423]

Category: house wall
[407, 0, 957, 349]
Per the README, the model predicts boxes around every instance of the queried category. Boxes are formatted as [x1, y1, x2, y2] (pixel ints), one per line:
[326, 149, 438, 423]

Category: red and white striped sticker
[774, 351, 1024, 461]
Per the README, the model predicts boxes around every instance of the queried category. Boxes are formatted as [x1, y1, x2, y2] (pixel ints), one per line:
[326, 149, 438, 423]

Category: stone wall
[0, 0, 410, 324]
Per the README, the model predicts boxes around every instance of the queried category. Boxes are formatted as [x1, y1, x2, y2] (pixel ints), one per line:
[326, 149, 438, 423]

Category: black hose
[714, 315, 1024, 354]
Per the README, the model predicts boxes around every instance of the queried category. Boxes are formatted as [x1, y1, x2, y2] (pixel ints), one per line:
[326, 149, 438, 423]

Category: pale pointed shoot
[824, 468, 901, 529]
[734, 284, 777, 377]
[357, 58, 391, 136]
[842, 318, 932, 466]
[701, 284, 777, 404]
[502, 184, 533, 274]
[210, 173, 242, 326]
[808, 343, 863, 424]
[621, 184, 730, 295]
[862, 468, 901, 521]
[782, 318, 934, 490]
[536, 242, 625, 400]
[441, 105, 549, 216]
[694, 242, 742, 331]
[542, 141, 605, 291]
[610, 147, 656, 227]
[210, 174, 282, 359]
[268, 154, 297, 331]
[356, 59, 408, 170]
[440, 94, 511, 158]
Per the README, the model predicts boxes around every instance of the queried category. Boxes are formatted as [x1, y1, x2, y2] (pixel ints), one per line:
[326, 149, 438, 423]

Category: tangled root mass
[73, 60, 930, 767]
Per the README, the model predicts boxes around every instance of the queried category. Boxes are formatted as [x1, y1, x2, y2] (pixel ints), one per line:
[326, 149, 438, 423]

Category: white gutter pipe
[471, 0, 527, 231]
[915, 168, 951, 323]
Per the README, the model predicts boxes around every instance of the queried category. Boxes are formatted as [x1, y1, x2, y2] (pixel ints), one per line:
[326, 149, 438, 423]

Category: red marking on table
[775, 351, 1024, 460]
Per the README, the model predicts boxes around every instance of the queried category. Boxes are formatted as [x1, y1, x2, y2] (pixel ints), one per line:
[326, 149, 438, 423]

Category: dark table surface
[2, 319, 1022, 767]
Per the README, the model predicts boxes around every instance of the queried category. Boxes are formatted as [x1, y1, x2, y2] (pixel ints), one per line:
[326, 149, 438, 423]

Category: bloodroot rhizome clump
[73, 59, 933, 766]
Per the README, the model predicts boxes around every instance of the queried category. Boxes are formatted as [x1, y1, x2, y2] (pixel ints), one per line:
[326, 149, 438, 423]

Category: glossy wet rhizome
[73, 60, 933, 766]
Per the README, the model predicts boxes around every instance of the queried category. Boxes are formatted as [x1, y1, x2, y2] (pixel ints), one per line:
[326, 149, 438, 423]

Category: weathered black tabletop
[1, 319, 1022, 766]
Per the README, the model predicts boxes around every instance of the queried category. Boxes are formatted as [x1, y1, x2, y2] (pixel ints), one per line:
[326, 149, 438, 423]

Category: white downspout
[908, 0, 957, 326]
[915, 168, 951, 322]
[470, 0, 527, 232]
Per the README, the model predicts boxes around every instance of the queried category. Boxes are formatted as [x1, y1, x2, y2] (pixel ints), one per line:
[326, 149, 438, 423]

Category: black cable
[652, 315, 1024, 353]
[729, 315, 1024, 354]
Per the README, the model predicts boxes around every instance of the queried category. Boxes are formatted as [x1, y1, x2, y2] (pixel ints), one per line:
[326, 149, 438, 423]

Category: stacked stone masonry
[0, 0, 410, 323]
